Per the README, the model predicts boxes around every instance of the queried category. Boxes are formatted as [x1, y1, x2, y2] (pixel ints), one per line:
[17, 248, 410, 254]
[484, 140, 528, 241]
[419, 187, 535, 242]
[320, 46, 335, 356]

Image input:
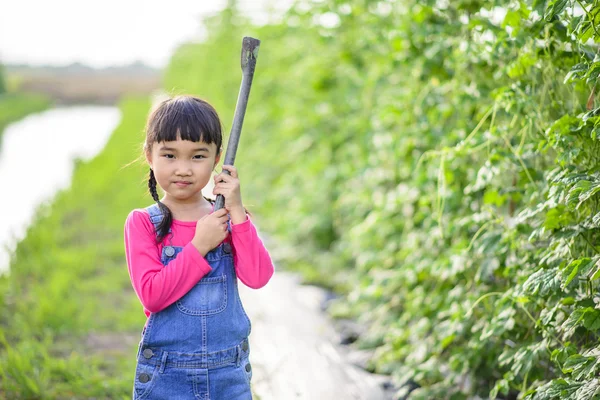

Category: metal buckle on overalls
[159, 351, 169, 373]
[236, 342, 243, 366]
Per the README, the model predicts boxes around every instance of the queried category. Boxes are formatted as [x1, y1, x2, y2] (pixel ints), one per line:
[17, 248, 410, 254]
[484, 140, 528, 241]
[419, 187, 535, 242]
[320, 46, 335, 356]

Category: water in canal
[0, 106, 121, 273]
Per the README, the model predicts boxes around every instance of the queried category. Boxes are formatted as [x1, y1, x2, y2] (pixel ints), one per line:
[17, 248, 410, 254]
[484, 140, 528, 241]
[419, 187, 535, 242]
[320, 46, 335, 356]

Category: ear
[214, 151, 221, 168]
[145, 149, 153, 169]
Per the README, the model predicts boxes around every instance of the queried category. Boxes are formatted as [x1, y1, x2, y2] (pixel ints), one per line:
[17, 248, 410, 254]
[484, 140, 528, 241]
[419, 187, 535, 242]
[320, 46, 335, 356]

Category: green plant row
[0, 98, 151, 398]
[0, 92, 52, 136]
[163, 1, 600, 398]
[0, 64, 7, 94]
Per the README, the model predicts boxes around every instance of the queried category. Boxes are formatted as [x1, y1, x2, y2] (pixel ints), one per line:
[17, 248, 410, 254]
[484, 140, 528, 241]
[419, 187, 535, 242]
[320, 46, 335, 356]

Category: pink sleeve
[124, 209, 212, 313]
[231, 215, 275, 289]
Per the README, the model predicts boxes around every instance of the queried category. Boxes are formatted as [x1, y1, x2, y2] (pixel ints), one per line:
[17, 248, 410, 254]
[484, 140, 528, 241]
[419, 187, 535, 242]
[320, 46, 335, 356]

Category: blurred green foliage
[0, 64, 6, 94]
[165, 1, 600, 398]
[0, 93, 52, 136]
[0, 98, 150, 398]
[0, 62, 52, 137]
[0, 61, 53, 138]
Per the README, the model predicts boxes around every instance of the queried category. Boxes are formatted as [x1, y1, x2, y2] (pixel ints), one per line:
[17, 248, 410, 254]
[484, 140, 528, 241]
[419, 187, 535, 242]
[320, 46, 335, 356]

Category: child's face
[146, 138, 220, 203]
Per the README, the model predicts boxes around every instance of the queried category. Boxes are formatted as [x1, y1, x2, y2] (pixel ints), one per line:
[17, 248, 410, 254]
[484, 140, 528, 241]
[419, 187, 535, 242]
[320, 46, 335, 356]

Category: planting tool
[214, 36, 261, 211]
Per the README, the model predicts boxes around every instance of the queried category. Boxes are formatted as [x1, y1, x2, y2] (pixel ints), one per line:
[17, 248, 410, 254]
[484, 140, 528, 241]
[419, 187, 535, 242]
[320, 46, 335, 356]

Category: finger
[218, 213, 230, 222]
[214, 183, 235, 190]
[221, 165, 238, 178]
[212, 208, 228, 217]
[214, 173, 234, 183]
[217, 213, 230, 223]
[212, 188, 231, 197]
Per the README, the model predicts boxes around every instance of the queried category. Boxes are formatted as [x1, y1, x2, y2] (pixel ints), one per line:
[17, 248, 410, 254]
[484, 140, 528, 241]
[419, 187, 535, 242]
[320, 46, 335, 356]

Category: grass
[0, 92, 52, 135]
[0, 97, 151, 398]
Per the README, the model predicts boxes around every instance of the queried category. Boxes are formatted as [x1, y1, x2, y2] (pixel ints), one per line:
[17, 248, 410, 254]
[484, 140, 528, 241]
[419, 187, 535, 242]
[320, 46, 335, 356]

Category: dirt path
[239, 270, 392, 400]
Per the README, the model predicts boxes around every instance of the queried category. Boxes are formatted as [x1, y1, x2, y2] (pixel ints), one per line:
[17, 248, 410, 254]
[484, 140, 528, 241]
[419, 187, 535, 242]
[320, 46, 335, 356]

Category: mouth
[173, 181, 192, 187]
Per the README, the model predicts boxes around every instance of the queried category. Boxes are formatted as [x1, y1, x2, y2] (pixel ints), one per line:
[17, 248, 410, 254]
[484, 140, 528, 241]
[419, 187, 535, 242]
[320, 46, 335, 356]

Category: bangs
[147, 96, 222, 149]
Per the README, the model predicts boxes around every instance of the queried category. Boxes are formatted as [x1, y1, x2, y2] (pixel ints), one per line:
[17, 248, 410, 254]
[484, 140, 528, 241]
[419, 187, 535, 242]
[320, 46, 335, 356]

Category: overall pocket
[176, 274, 228, 316]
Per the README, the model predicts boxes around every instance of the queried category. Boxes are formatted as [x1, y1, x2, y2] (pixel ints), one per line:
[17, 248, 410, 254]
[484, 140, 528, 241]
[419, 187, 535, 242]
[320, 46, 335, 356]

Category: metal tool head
[241, 37, 260, 72]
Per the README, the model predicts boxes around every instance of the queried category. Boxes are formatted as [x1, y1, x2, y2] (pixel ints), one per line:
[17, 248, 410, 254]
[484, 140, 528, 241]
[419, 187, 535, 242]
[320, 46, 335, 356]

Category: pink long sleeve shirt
[124, 207, 274, 321]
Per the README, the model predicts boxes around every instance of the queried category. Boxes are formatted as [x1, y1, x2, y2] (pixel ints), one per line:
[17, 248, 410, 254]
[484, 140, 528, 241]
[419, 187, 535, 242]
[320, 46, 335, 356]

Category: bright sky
[0, 0, 290, 68]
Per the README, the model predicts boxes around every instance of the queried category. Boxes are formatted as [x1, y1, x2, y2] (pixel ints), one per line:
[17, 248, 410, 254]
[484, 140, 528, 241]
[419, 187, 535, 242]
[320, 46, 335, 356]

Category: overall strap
[144, 203, 172, 237]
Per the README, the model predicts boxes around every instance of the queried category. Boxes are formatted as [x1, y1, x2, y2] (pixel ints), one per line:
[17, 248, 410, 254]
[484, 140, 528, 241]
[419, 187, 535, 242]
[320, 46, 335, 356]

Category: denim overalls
[132, 203, 253, 399]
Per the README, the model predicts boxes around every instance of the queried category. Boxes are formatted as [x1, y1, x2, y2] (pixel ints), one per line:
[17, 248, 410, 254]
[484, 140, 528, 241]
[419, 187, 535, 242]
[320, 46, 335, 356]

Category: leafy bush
[164, 1, 600, 398]
[0, 64, 6, 94]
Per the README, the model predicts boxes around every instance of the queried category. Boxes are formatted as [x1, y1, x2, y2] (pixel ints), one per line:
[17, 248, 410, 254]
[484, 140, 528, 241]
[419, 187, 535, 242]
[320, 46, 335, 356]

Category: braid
[148, 169, 160, 202]
[147, 168, 173, 242]
[203, 196, 215, 204]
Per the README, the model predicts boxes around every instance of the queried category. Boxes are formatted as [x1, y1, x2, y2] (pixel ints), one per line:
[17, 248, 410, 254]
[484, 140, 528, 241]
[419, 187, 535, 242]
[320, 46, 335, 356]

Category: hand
[213, 165, 244, 213]
[191, 208, 229, 256]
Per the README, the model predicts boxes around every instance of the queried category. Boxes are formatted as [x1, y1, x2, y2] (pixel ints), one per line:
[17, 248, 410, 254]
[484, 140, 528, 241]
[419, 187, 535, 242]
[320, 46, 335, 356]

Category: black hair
[144, 95, 223, 242]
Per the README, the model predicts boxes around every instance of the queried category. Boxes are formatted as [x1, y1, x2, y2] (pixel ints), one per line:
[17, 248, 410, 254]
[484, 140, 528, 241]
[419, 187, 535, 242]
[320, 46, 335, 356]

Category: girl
[124, 95, 274, 399]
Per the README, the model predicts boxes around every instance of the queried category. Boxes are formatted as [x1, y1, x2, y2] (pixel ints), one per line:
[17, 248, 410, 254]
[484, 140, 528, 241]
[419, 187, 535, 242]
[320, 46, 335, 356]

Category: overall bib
[132, 203, 253, 399]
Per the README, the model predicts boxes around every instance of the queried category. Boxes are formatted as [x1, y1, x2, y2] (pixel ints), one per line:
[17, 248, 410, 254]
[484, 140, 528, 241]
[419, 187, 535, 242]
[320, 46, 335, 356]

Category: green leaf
[511, 346, 542, 377]
[578, 21, 595, 43]
[483, 189, 507, 206]
[586, 257, 600, 280]
[543, 206, 572, 230]
[544, 0, 570, 21]
[564, 63, 589, 84]
[578, 182, 600, 207]
[523, 268, 561, 296]
[561, 258, 594, 286]
[562, 297, 576, 305]
[562, 308, 600, 339]
[574, 378, 600, 399]
[566, 179, 599, 209]
[562, 354, 595, 380]
[490, 378, 510, 399]
[503, 10, 521, 31]
[583, 309, 600, 331]
[526, 379, 582, 399]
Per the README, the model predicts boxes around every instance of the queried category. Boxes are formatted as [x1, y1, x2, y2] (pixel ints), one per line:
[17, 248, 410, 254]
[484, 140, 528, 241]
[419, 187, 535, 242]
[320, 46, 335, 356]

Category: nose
[175, 160, 193, 176]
